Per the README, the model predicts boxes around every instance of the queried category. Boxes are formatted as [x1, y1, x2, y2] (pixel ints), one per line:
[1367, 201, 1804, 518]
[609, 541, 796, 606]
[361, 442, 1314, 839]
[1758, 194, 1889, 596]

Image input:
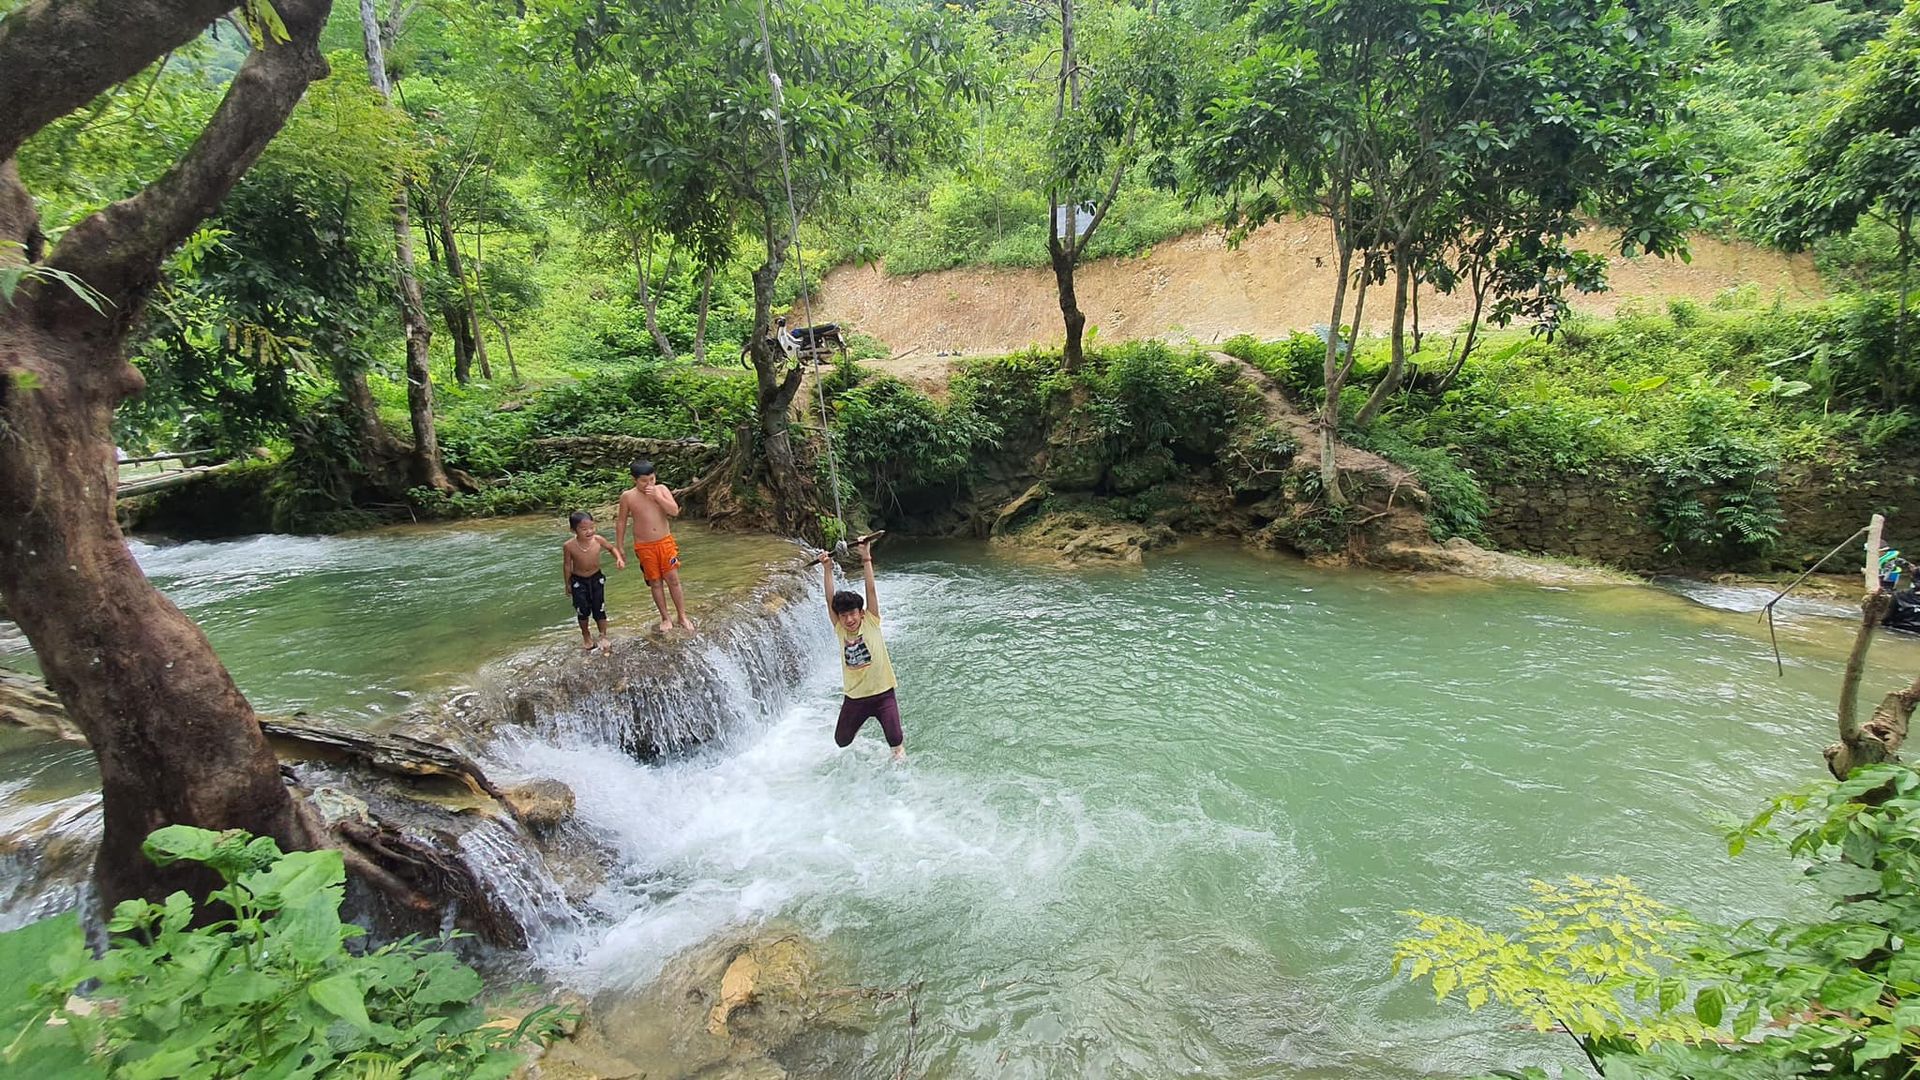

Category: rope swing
[753, 0, 849, 549]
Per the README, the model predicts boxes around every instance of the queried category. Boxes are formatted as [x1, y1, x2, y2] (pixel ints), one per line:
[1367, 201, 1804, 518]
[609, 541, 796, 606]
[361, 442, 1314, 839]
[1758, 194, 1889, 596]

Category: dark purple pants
[835, 688, 903, 748]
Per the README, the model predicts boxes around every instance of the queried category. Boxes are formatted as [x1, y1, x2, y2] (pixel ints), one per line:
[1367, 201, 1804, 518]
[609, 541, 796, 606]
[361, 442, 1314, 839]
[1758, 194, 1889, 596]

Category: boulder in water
[541, 929, 873, 1080]
[502, 779, 576, 832]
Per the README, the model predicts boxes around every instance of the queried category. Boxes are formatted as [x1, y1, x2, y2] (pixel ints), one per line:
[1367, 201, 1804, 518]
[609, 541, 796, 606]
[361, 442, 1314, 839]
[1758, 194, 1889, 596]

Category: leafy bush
[1221, 332, 1326, 398]
[1079, 340, 1252, 461]
[948, 348, 1066, 441]
[832, 375, 999, 508]
[1401, 763, 1920, 1078]
[0, 825, 565, 1079]
[1348, 426, 1488, 542]
[437, 365, 753, 480]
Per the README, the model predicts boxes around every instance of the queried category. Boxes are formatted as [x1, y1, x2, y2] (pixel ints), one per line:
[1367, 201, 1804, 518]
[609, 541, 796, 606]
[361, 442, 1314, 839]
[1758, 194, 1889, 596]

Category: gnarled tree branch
[0, 0, 235, 161]
[42, 0, 332, 330]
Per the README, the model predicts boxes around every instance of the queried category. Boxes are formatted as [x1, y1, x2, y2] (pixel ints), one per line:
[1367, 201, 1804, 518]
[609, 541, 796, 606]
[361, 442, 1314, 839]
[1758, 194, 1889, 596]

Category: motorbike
[1880, 551, 1920, 633]
[740, 316, 848, 370]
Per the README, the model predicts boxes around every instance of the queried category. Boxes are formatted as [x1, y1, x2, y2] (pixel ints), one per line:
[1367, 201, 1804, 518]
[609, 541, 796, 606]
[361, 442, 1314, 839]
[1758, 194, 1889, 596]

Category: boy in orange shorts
[617, 460, 694, 632]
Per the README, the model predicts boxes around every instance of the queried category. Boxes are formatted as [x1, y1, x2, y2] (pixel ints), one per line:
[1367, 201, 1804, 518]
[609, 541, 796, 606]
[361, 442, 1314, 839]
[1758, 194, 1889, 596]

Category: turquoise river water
[3, 518, 1913, 1078]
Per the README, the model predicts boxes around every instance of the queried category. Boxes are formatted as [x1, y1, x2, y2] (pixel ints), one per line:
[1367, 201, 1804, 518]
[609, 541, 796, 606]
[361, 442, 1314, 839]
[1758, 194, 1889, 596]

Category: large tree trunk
[337, 362, 401, 467]
[0, 0, 335, 909]
[1355, 241, 1412, 429]
[0, 351, 310, 905]
[360, 0, 451, 491]
[1050, 242, 1088, 372]
[1318, 239, 1356, 506]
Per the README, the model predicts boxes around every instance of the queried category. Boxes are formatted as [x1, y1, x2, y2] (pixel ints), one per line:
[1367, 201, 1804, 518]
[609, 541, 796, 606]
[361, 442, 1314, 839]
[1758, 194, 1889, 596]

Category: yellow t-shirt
[834, 611, 896, 699]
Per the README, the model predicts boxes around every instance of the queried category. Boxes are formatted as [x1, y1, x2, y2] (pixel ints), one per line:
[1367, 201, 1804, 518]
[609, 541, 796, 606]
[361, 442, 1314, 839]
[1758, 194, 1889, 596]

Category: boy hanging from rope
[816, 534, 904, 763]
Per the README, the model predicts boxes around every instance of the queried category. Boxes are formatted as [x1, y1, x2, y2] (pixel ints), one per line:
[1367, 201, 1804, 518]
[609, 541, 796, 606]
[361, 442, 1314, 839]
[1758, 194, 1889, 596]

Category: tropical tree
[0, 0, 333, 908]
[1766, 0, 1920, 383]
[1193, 0, 1703, 500]
[356, 0, 453, 489]
[527, 0, 980, 534]
[1038, 0, 1199, 370]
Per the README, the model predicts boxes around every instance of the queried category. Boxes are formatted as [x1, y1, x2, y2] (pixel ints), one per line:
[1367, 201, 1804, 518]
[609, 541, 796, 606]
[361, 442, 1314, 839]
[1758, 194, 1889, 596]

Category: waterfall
[452, 815, 581, 942]
[0, 791, 100, 932]
[475, 576, 834, 761]
[0, 571, 836, 955]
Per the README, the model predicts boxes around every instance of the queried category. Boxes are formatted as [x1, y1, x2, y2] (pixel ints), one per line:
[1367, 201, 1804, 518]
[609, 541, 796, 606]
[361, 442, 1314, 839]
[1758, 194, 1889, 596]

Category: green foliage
[1646, 434, 1785, 561]
[1413, 764, 1920, 1078]
[1221, 332, 1326, 398]
[0, 826, 565, 1079]
[1764, 2, 1920, 254]
[1076, 340, 1252, 461]
[1397, 875, 1716, 1049]
[832, 376, 999, 507]
[1348, 426, 1488, 542]
[438, 365, 752, 476]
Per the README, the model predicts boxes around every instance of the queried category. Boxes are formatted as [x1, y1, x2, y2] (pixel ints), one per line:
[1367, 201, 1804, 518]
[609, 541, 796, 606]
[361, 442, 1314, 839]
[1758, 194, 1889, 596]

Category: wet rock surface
[533, 929, 887, 1080]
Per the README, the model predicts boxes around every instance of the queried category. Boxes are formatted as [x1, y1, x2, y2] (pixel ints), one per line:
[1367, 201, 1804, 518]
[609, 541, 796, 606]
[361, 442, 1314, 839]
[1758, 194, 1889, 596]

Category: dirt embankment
[811, 217, 1824, 361]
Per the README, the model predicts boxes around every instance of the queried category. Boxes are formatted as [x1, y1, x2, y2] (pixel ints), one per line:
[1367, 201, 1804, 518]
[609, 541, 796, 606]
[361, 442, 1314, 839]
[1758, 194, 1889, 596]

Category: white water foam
[498, 571, 1101, 991]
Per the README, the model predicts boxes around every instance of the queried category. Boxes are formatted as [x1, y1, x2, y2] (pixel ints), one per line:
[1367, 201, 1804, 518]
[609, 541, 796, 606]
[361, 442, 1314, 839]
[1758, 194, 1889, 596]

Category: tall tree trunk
[747, 239, 812, 535]
[1438, 259, 1490, 392]
[360, 0, 450, 491]
[1319, 238, 1356, 506]
[1355, 242, 1412, 428]
[434, 204, 478, 384]
[694, 265, 713, 366]
[1049, 0, 1091, 373]
[1050, 240, 1088, 372]
[1410, 271, 1423, 353]
[0, 0, 335, 910]
[634, 230, 677, 361]
[1338, 257, 1372, 388]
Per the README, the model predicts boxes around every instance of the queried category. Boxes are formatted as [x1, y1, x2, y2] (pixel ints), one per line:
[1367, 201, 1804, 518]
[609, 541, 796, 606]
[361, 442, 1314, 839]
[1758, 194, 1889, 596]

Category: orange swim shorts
[633, 534, 681, 583]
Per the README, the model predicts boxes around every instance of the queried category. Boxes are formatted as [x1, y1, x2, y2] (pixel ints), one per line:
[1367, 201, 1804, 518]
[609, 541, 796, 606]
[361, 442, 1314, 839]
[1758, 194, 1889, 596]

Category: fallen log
[261, 717, 504, 802]
[114, 462, 232, 499]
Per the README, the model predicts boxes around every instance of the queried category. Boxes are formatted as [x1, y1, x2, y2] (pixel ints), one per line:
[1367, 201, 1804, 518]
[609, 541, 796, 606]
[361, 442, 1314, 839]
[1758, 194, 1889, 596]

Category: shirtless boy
[616, 460, 694, 632]
[562, 510, 625, 652]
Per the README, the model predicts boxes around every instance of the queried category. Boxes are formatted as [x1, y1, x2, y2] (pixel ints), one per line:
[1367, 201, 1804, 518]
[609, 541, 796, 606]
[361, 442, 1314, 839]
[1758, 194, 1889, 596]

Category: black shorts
[570, 572, 607, 622]
[835, 688, 903, 748]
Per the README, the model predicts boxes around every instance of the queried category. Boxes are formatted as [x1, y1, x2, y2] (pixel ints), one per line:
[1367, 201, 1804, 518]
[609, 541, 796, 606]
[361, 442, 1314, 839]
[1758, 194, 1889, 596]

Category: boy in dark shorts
[816, 535, 904, 762]
[563, 510, 625, 652]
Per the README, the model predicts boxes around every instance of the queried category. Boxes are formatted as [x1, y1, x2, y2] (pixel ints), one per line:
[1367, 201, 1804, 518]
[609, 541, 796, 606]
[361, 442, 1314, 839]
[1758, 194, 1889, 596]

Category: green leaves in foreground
[0, 825, 568, 1079]
[1394, 874, 1720, 1050]
[1406, 763, 1920, 1078]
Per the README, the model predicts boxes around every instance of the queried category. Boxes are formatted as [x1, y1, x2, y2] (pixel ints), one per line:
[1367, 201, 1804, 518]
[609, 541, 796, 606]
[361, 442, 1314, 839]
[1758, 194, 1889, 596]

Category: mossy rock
[1043, 438, 1109, 492]
[1106, 447, 1180, 495]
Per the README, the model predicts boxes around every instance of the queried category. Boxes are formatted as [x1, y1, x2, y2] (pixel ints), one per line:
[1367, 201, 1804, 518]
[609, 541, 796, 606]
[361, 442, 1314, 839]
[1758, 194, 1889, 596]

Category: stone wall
[1484, 461, 1920, 571]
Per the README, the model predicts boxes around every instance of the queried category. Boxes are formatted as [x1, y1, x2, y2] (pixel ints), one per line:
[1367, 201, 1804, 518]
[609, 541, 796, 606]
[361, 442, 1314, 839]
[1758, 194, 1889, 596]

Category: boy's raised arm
[817, 551, 836, 617]
[860, 544, 880, 619]
[654, 483, 682, 518]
